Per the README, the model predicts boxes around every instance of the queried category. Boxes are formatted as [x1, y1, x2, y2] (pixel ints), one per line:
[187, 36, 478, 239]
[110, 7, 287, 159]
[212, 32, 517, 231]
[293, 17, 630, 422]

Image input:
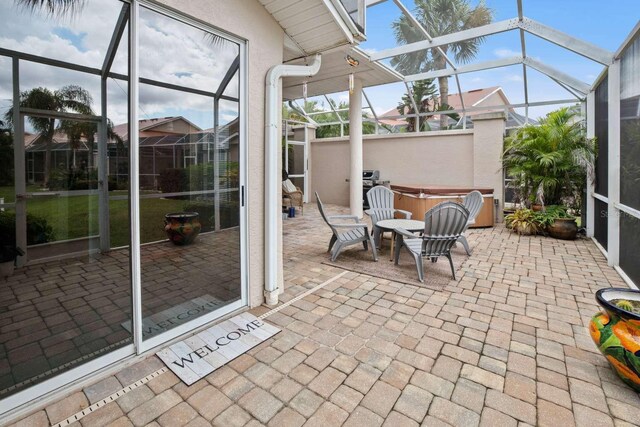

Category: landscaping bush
[108, 178, 128, 191]
[183, 199, 239, 232]
[0, 211, 55, 246]
[49, 166, 98, 190]
[159, 168, 189, 194]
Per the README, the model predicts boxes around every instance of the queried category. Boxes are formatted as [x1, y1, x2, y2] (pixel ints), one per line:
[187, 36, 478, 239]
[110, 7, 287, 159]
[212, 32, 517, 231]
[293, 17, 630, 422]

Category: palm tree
[503, 107, 595, 209]
[396, 79, 437, 132]
[391, 0, 494, 129]
[4, 85, 94, 187]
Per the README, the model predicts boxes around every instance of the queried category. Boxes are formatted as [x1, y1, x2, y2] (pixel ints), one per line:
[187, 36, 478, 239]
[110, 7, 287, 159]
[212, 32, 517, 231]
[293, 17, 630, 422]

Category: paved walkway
[9, 204, 640, 427]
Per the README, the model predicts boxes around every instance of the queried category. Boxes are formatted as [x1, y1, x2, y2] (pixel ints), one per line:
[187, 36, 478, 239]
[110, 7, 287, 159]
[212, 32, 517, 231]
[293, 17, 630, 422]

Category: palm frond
[16, 0, 85, 17]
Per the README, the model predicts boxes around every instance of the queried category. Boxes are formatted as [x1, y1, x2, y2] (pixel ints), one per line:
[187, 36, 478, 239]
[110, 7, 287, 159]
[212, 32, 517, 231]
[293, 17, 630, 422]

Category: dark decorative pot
[590, 288, 640, 391]
[547, 218, 578, 240]
[0, 260, 14, 278]
[164, 212, 201, 246]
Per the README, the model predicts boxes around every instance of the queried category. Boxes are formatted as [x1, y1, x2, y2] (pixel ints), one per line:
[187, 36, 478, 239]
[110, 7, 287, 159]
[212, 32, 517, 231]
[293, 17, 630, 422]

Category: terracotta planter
[547, 218, 578, 240]
[532, 204, 544, 212]
[590, 288, 640, 391]
[164, 212, 201, 246]
[0, 260, 14, 278]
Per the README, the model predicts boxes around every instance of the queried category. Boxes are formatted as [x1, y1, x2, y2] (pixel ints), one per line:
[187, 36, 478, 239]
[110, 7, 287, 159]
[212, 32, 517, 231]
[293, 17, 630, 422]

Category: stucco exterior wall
[311, 130, 475, 206]
[311, 117, 506, 218]
[473, 113, 506, 220]
[157, 0, 284, 307]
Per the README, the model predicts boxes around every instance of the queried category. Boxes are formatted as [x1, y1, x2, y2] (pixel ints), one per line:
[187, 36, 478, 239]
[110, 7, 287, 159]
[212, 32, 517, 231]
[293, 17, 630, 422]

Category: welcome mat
[322, 244, 469, 290]
[156, 312, 280, 385]
[122, 295, 227, 340]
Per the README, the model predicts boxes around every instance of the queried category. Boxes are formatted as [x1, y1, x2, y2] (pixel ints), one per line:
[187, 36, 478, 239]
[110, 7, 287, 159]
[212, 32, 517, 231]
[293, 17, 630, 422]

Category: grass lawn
[1, 186, 187, 247]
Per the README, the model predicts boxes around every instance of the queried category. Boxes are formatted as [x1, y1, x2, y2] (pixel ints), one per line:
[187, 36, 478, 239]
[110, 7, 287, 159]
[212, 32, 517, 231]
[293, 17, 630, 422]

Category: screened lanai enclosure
[0, 0, 247, 402]
[280, 0, 640, 290]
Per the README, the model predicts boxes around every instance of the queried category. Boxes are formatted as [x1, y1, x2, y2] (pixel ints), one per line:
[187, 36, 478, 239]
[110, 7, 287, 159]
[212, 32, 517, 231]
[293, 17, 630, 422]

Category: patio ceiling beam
[551, 78, 585, 100]
[288, 100, 319, 126]
[108, 72, 239, 102]
[374, 97, 576, 120]
[523, 58, 590, 95]
[520, 18, 614, 65]
[0, 47, 101, 76]
[517, 0, 529, 122]
[404, 56, 523, 82]
[215, 55, 240, 101]
[102, 3, 129, 77]
[391, 0, 466, 113]
[0, 47, 239, 103]
[20, 107, 101, 123]
[324, 94, 345, 124]
[370, 18, 520, 61]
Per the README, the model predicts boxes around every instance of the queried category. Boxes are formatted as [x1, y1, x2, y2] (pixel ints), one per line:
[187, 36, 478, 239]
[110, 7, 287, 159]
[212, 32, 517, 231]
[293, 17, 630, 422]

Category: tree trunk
[434, 53, 449, 130]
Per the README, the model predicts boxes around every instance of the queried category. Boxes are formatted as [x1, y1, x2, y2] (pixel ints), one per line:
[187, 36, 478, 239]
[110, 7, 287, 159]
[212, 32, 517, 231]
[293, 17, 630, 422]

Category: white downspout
[264, 54, 322, 306]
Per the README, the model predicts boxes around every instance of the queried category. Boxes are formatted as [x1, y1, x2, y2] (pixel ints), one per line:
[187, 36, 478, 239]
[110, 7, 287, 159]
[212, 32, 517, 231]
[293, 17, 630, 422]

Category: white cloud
[494, 48, 520, 58]
[505, 74, 524, 82]
[471, 77, 485, 83]
[0, 0, 240, 130]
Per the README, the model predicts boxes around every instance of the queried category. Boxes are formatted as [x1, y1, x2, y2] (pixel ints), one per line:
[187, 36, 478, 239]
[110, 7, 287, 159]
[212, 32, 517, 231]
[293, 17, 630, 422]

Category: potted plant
[0, 245, 24, 278]
[505, 208, 541, 235]
[590, 288, 640, 391]
[503, 107, 596, 212]
[164, 212, 201, 246]
[534, 205, 579, 240]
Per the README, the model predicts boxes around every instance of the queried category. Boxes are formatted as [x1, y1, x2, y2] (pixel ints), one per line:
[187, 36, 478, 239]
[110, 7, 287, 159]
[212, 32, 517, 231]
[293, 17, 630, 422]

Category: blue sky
[354, 0, 640, 119]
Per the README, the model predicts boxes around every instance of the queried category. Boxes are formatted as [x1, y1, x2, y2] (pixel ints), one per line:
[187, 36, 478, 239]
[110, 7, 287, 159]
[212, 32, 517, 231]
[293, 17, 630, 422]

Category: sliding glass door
[0, 0, 246, 412]
[135, 4, 245, 349]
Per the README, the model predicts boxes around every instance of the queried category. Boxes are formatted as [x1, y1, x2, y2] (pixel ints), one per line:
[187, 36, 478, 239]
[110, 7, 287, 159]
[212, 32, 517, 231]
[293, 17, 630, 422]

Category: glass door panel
[0, 111, 132, 398]
[137, 6, 243, 342]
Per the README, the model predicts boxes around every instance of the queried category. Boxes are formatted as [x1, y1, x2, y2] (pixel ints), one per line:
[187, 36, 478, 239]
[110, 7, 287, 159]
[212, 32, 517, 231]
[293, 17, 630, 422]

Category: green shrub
[183, 200, 239, 232]
[159, 168, 189, 194]
[49, 166, 98, 190]
[0, 211, 55, 246]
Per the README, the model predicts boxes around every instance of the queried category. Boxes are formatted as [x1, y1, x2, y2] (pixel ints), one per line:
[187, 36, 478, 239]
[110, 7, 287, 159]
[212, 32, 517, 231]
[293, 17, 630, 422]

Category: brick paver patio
[0, 229, 241, 397]
[8, 203, 640, 426]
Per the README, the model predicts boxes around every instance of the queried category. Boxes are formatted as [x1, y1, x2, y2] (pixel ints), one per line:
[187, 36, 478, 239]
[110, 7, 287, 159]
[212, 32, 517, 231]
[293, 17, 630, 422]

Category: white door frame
[284, 121, 309, 203]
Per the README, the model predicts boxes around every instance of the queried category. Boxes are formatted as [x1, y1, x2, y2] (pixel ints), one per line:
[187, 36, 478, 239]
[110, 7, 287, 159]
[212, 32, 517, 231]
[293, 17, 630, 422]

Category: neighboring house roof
[23, 117, 237, 152]
[112, 116, 202, 140]
[379, 86, 513, 124]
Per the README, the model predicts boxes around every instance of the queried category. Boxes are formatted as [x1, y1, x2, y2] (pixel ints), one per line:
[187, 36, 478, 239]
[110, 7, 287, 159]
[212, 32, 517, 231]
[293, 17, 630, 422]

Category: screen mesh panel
[594, 76, 608, 197]
[594, 198, 608, 251]
[620, 212, 640, 286]
[620, 35, 640, 211]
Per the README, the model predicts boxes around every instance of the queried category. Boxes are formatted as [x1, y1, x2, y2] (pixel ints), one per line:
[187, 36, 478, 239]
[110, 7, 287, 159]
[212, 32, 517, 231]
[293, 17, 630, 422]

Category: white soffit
[282, 46, 402, 100]
[259, 0, 356, 57]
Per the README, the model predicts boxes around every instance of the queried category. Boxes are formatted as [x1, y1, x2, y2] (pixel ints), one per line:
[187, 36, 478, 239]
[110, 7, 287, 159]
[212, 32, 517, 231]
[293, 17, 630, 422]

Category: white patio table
[376, 219, 425, 261]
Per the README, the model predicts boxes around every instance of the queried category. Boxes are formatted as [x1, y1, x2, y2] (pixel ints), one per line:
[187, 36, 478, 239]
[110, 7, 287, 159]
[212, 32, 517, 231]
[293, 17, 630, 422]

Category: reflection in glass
[0, 0, 132, 397]
[138, 6, 241, 340]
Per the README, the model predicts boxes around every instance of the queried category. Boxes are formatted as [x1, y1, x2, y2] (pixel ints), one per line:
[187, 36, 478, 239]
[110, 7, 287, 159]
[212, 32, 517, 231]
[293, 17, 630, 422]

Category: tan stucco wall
[157, 0, 284, 307]
[311, 117, 506, 216]
[311, 130, 475, 206]
[473, 113, 506, 220]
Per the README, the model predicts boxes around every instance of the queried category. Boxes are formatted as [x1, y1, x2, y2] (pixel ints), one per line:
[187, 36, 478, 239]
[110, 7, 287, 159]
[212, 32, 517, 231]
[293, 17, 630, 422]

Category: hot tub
[391, 185, 495, 227]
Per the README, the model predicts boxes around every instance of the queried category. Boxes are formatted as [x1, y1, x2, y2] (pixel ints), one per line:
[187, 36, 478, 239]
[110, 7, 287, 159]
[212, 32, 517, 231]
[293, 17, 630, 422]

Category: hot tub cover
[390, 185, 493, 196]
